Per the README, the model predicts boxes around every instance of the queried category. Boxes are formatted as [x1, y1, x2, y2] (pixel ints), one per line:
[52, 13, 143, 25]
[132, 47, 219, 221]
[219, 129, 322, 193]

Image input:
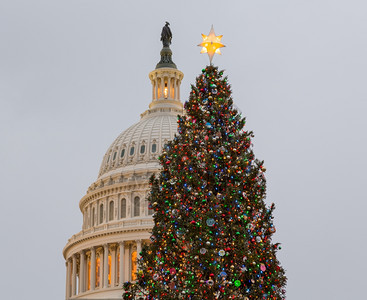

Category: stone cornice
[148, 67, 184, 81]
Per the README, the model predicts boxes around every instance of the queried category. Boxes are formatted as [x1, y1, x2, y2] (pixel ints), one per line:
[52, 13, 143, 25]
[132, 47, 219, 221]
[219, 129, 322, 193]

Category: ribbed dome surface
[98, 113, 178, 179]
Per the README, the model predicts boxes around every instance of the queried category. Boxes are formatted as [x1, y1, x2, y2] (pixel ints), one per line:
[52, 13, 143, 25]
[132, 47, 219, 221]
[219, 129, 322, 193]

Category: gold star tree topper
[198, 25, 225, 63]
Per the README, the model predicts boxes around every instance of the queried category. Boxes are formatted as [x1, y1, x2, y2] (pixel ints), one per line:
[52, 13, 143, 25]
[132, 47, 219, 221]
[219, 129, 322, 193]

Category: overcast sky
[1, 0, 366, 299]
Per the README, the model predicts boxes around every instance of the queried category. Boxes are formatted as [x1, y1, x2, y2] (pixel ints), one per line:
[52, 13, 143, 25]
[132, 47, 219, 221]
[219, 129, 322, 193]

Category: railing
[68, 218, 154, 244]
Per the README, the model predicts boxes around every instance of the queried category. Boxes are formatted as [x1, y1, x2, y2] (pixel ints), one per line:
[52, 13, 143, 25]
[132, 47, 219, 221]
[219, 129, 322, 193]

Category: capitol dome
[63, 26, 184, 299]
[97, 102, 182, 181]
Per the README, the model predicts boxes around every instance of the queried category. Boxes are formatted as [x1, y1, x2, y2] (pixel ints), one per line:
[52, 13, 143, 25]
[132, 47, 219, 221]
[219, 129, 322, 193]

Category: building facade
[63, 40, 184, 299]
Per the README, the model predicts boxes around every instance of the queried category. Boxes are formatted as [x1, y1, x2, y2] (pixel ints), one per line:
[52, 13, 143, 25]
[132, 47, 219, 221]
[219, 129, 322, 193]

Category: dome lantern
[146, 22, 184, 112]
[147, 67, 183, 111]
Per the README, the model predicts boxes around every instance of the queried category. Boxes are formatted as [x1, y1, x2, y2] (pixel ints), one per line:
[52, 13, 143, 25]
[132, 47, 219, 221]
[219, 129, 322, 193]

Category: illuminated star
[198, 25, 225, 64]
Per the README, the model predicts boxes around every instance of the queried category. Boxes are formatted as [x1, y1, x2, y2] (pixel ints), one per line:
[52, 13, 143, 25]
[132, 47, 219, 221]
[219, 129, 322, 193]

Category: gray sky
[1, 0, 366, 299]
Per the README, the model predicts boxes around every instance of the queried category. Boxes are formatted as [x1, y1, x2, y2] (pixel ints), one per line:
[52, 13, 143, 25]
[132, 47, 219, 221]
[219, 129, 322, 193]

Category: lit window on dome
[130, 147, 135, 156]
[140, 145, 145, 154]
[108, 254, 112, 285]
[96, 256, 101, 287]
[131, 251, 137, 281]
[152, 144, 157, 153]
[87, 259, 91, 290]
[113, 152, 117, 160]
[121, 149, 125, 158]
[117, 252, 120, 284]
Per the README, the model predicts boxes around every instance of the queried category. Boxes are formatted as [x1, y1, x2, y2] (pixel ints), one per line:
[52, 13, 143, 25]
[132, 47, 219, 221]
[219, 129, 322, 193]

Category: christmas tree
[123, 64, 287, 299]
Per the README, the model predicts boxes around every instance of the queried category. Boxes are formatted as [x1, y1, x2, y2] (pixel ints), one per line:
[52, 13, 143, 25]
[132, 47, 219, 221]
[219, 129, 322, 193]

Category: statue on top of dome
[156, 22, 176, 69]
[161, 22, 172, 47]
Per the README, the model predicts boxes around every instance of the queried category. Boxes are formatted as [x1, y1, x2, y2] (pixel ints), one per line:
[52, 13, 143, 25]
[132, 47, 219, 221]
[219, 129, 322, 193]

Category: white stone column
[79, 250, 85, 293]
[178, 79, 181, 100]
[90, 247, 96, 291]
[119, 242, 125, 286]
[104, 199, 107, 223]
[128, 244, 132, 281]
[136, 240, 142, 260]
[174, 78, 177, 100]
[103, 244, 109, 288]
[82, 211, 85, 230]
[160, 77, 164, 99]
[71, 254, 77, 296]
[65, 260, 71, 299]
[167, 77, 171, 99]
[97, 201, 100, 225]
[86, 208, 89, 229]
[151, 81, 154, 100]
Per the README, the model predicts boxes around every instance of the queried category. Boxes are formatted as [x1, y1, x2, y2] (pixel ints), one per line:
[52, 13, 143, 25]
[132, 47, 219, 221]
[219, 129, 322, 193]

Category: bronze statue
[156, 22, 176, 69]
[161, 22, 172, 47]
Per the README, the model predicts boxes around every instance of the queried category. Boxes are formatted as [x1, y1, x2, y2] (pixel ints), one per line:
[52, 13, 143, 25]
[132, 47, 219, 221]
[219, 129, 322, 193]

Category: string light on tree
[123, 26, 287, 300]
[198, 25, 226, 64]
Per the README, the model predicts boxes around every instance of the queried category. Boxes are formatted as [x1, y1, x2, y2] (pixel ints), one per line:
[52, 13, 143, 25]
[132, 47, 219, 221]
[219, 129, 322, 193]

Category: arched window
[99, 204, 104, 224]
[113, 152, 117, 160]
[121, 149, 125, 158]
[76, 273, 79, 294]
[134, 197, 140, 217]
[109, 201, 114, 221]
[130, 146, 135, 156]
[92, 207, 95, 226]
[151, 143, 157, 153]
[140, 145, 146, 154]
[121, 198, 126, 218]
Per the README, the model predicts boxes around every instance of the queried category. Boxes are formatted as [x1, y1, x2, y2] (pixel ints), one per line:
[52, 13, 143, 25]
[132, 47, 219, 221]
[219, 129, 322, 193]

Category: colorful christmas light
[123, 65, 287, 299]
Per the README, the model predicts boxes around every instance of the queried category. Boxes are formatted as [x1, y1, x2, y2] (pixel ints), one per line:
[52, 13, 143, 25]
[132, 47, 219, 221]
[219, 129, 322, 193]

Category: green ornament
[234, 280, 241, 287]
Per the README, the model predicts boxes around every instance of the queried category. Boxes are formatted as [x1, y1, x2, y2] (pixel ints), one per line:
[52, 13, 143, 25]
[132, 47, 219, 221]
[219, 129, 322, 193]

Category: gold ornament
[198, 25, 225, 63]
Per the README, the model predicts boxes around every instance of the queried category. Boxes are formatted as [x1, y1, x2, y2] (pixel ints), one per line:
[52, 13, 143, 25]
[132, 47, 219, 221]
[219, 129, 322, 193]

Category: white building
[63, 36, 184, 299]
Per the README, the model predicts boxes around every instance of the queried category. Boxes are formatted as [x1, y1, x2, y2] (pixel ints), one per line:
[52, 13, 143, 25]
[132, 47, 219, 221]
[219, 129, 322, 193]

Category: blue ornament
[206, 218, 215, 227]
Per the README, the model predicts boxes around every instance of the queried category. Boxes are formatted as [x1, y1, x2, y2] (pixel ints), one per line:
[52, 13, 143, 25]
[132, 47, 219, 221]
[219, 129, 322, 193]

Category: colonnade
[65, 240, 143, 298]
[152, 76, 180, 100]
[149, 69, 184, 104]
